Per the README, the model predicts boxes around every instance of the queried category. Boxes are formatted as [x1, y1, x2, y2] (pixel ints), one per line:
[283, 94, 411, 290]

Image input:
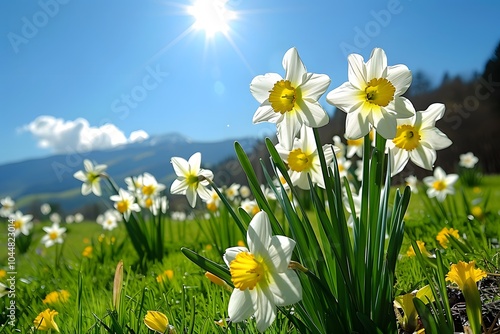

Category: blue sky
[1, 0, 499, 165]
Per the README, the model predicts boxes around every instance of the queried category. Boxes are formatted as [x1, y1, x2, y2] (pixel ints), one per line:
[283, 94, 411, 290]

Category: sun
[187, 0, 237, 37]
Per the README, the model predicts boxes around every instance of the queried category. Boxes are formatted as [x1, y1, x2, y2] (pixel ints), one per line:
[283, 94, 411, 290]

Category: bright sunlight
[187, 0, 237, 37]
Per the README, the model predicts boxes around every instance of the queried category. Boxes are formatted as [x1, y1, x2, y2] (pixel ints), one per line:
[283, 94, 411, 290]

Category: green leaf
[181, 247, 232, 285]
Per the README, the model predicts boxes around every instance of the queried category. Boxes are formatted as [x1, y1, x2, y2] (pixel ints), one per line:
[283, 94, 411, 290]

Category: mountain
[0, 133, 258, 214]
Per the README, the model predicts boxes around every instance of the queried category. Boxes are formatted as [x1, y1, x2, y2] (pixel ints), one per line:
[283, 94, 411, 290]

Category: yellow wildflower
[82, 246, 93, 258]
[43, 290, 70, 305]
[33, 309, 60, 332]
[436, 227, 459, 248]
[446, 261, 487, 290]
[144, 310, 168, 333]
[406, 240, 431, 257]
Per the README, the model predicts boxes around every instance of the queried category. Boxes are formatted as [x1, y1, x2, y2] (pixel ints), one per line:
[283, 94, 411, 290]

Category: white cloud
[23, 115, 149, 153]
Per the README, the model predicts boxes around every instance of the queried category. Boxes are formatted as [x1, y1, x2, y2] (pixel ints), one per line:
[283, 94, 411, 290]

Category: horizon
[2, 0, 499, 165]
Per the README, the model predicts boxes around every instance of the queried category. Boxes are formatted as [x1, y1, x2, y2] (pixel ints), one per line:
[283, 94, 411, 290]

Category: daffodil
[446, 261, 487, 334]
[225, 183, 241, 201]
[436, 227, 460, 249]
[459, 152, 479, 168]
[276, 126, 337, 189]
[73, 159, 107, 196]
[386, 103, 452, 176]
[0, 282, 10, 298]
[144, 310, 169, 333]
[97, 211, 118, 231]
[327, 48, 414, 139]
[333, 157, 352, 179]
[446, 261, 487, 290]
[43, 290, 70, 304]
[223, 211, 302, 332]
[0, 196, 15, 217]
[240, 199, 259, 216]
[33, 308, 60, 332]
[405, 175, 418, 194]
[9, 210, 33, 237]
[251, 47, 331, 150]
[423, 167, 458, 202]
[41, 223, 66, 248]
[170, 152, 214, 208]
[40, 203, 52, 215]
[394, 285, 434, 333]
[406, 240, 431, 257]
[110, 188, 140, 220]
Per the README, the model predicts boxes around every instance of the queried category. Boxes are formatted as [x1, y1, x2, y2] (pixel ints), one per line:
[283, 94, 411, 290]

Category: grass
[0, 175, 499, 333]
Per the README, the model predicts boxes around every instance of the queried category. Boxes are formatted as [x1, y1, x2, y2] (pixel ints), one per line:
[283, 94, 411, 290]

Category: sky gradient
[1, 0, 499, 165]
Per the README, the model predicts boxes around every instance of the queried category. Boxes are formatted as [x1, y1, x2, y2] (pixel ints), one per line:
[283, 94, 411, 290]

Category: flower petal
[73, 171, 86, 182]
[420, 103, 445, 129]
[326, 82, 363, 113]
[254, 287, 277, 332]
[410, 145, 436, 170]
[276, 112, 302, 151]
[252, 102, 281, 124]
[390, 147, 409, 176]
[347, 53, 367, 90]
[268, 271, 302, 306]
[386, 64, 412, 95]
[250, 73, 283, 103]
[185, 186, 197, 208]
[247, 211, 271, 257]
[228, 288, 255, 323]
[345, 110, 371, 139]
[300, 73, 330, 102]
[170, 179, 188, 195]
[268, 235, 295, 272]
[366, 48, 387, 80]
[298, 100, 329, 128]
[283, 47, 306, 85]
[422, 128, 452, 150]
[188, 152, 201, 174]
[171, 157, 190, 178]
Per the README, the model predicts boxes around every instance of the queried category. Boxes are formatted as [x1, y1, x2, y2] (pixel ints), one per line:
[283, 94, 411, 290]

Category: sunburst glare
[187, 0, 237, 38]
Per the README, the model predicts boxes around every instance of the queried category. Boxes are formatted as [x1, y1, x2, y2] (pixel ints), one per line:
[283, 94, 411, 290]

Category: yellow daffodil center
[432, 180, 446, 191]
[14, 220, 22, 229]
[393, 124, 421, 151]
[145, 197, 153, 208]
[288, 148, 313, 172]
[116, 200, 129, 213]
[269, 80, 298, 114]
[364, 78, 395, 107]
[142, 185, 155, 196]
[230, 252, 265, 290]
[49, 232, 59, 240]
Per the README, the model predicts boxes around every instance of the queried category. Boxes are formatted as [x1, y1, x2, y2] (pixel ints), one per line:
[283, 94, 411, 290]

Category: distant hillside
[0, 133, 258, 215]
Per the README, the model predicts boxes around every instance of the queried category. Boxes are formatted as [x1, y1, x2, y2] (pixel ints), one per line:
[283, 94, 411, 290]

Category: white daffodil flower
[0, 196, 15, 218]
[327, 48, 414, 140]
[170, 152, 213, 208]
[423, 167, 458, 202]
[110, 188, 140, 221]
[41, 223, 66, 248]
[9, 210, 33, 237]
[276, 126, 337, 190]
[459, 152, 479, 168]
[73, 159, 107, 196]
[386, 103, 452, 176]
[224, 211, 302, 332]
[404, 175, 419, 194]
[251, 47, 331, 150]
